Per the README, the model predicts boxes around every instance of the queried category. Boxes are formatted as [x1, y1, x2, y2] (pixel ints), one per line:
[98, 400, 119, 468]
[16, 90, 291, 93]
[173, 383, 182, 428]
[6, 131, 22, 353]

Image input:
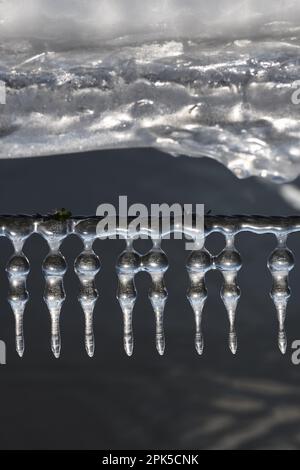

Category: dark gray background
[0, 149, 299, 450]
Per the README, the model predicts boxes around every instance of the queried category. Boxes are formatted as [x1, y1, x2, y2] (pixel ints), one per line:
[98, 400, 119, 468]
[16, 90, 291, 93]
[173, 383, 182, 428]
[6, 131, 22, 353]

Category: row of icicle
[1, 217, 294, 357]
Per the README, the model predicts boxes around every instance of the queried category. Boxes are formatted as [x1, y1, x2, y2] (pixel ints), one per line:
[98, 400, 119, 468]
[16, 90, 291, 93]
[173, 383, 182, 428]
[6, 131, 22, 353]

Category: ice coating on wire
[0, 214, 298, 357]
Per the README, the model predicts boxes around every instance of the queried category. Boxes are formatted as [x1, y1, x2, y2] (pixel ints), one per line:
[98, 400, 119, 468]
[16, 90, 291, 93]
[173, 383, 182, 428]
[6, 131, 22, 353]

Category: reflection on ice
[1, 1, 300, 181]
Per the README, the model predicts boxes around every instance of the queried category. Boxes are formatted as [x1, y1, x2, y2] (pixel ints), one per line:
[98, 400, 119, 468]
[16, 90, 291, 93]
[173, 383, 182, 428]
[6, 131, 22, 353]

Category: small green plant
[52, 208, 72, 221]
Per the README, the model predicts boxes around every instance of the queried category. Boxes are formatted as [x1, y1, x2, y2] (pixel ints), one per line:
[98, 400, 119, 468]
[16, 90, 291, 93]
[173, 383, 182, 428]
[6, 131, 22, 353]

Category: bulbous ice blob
[1, 0, 300, 182]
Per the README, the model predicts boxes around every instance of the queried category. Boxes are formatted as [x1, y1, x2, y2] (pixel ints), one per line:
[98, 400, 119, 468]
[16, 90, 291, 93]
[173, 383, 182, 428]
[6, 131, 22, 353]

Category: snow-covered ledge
[1, 1, 300, 182]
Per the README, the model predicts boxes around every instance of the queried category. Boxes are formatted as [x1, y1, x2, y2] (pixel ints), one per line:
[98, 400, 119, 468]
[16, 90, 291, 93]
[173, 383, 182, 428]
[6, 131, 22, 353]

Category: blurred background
[0, 149, 299, 450]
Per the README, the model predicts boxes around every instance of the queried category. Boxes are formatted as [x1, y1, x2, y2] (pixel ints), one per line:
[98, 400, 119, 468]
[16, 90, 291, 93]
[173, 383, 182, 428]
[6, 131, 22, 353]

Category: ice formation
[1, 1, 300, 181]
[1, 214, 298, 357]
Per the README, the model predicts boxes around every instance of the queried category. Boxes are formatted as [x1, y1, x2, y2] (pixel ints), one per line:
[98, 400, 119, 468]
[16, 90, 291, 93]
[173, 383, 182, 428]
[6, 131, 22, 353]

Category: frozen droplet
[216, 235, 241, 354]
[39, 219, 68, 358]
[116, 245, 140, 356]
[74, 237, 101, 357]
[186, 248, 212, 355]
[5, 222, 31, 357]
[142, 245, 168, 355]
[268, 234, 294, 355]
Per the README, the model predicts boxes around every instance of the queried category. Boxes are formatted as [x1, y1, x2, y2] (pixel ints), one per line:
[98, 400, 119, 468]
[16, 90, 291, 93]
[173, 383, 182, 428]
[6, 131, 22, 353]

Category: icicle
[141, 240, 168, 355]
[5, 218, 33, 357]
[186, 247, 212, 355]
[39, 220, 68, 358]
[116, 240, 140, 356]
[74, 219, 100, 357]
[1, 214, 300, 358]
[216, 234, 241, 354]
[268, 234, 294, 354]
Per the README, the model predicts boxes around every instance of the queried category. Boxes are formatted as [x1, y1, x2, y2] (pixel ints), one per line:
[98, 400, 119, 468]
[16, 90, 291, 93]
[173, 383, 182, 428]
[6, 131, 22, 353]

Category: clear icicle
[116, 241, 140, 356]
[50, 308, 61, 358]
[39, 220, 68, 358]
[123, 308, 134, 356]
[74, 242, 101, 357]
[142, 242, 168, 355]
[84, 309, 95, 357]
[154, 308, 165, 356]
[216, 235, 241, 355]
[2, 213, 300, 358]
[5, 219, 32, 357]
[229, 324, 238, 355]
[268, 234, 294, 354]
[15, 312, 25, 358]
[6, 250, 30, 357]
[186, 248, 212, 355]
